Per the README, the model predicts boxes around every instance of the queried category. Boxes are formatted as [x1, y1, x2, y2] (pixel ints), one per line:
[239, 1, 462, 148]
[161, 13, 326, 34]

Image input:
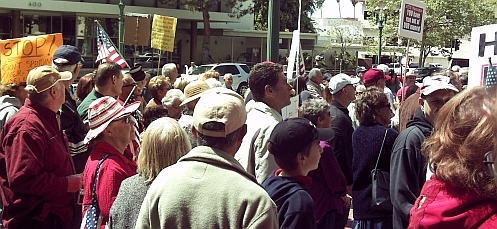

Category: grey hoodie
[0, 95, 21, 132]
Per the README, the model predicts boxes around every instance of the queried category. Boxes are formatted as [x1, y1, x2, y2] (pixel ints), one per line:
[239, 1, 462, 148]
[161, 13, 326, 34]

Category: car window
[240, 65, 250, 73]
[214, 66, 227, 75]
[225, 65, 240, 75]
[191, 66, 212, 75]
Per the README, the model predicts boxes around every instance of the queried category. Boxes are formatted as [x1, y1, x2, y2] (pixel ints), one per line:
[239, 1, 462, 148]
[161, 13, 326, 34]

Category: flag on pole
[298, 45, 306, 77]
[486, 57, 497, 90]
[96, 23, 128, 69]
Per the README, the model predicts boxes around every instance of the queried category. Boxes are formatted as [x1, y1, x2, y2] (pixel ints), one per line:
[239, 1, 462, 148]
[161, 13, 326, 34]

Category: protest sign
[124, 13, 151, 46]
[151, 15, 177, 52]
[398, 0, 426, 41]
[1, 33, 63, 84]
[468, 24, 497, 87]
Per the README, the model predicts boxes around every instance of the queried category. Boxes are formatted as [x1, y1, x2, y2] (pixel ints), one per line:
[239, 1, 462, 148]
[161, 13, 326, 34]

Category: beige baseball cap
[193, 87, 246, 138]
[25, 65, 72, 93]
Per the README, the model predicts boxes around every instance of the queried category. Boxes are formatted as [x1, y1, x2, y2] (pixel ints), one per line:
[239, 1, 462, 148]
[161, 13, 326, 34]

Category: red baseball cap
[363, 69, 390, 84]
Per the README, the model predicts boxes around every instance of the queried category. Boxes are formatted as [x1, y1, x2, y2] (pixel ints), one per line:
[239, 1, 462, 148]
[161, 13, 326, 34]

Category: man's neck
[260, 99, 281, 114]
[334, 97, 350, 108]
[95, 86, 114, 97]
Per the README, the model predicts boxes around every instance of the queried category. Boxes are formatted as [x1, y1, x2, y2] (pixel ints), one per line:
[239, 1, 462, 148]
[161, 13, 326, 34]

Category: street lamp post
[118, 0, 125, 54]
[375, 2, 388, 64]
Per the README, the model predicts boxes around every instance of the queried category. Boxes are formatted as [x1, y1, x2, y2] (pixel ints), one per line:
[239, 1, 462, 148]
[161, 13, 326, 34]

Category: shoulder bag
[371, 129, 393, 211]
[81, 154, 110, 229]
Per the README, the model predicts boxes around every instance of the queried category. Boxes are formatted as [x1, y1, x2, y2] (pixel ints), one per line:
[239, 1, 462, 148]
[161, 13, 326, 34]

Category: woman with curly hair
[352, 87, 398, 229]
[408, 86, 497, 228]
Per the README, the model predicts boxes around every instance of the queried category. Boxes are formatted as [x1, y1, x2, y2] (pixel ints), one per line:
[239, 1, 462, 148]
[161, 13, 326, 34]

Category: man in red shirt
[0, 66, 82, 229]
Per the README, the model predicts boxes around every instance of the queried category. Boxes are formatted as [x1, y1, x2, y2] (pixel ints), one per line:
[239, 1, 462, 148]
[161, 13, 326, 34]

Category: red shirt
[0, 99, 76, 228]
[409, 175, 497, 229]
[82, 141, 137, 227]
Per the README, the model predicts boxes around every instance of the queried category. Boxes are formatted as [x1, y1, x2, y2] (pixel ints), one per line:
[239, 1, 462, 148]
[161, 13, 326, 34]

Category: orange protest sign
[1, 33, 63, 85]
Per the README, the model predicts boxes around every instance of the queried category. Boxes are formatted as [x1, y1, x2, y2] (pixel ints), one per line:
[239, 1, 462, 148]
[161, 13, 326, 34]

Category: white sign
[398, 0, 426, 41]
[282, 30, 301, 119]
[468, 24, 497, 88]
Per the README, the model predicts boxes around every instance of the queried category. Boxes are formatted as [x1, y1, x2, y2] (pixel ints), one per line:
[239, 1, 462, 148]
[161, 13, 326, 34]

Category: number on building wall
[28, 2, 42, 7]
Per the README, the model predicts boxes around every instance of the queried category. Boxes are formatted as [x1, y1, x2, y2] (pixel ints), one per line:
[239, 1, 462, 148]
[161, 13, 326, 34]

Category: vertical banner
[0, 33, 63, 84]
[468, 24, 497, 87]
[398, 0, 426, 41]
[151, 15, 177, 52]
[124, 14, 151, 46]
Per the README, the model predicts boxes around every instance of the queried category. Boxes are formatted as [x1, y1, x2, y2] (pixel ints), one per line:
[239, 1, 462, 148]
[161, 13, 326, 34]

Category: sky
[312, 0, 365, 19]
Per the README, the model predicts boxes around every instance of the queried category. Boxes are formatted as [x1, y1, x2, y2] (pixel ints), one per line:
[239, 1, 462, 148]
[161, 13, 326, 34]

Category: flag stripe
[96, 24, 128, 69]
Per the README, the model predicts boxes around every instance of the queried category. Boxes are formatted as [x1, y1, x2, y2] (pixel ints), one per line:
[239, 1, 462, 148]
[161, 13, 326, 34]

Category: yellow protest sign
[0, 33, 63, 84]
[151, 15, 177, 52]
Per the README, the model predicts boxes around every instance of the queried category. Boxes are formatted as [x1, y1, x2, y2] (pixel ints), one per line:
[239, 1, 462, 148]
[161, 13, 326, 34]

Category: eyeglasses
[484, 151, 497, 178]
[123, 83, 138, 88]
[113, 115, 132, 124]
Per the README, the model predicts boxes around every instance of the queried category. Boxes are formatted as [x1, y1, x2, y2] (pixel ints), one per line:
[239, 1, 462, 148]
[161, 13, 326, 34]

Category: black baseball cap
[269, 117, 334, 157]
[129, 64, 146, 82]
[53, 45, 84, 65]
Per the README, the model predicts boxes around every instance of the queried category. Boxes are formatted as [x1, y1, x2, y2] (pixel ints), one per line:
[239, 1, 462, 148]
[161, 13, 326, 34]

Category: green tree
[250, 0, 325, 32]
[162, 0, 248, 64]
[366, 0, 497, 66]
[327, 19, 363, 72]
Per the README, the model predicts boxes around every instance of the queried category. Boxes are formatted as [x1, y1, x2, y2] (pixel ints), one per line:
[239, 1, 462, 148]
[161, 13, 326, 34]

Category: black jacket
[390, 108, 433, 229]
[329, 100, 354, 185]
[61, 90, 91, 173]
[262, 171, 316, 229]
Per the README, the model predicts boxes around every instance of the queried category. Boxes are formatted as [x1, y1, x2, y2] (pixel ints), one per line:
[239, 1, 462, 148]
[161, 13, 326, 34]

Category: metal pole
[118, 0, 125, 54]
[377, 15, 383, 65]
[267, 0, 280, 62]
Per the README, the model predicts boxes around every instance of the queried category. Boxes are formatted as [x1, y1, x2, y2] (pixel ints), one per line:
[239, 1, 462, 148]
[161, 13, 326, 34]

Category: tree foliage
[327, 19, 363, 71]
[366, 0, 497, 66]
[162, 0, 248, 64]
[249, 0, 325, 32]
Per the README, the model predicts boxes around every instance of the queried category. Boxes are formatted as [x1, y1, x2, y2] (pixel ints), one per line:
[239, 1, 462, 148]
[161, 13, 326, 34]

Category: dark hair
[94, 62, 122, 87]
[459, 74, 468, 85]
[248, 62, 284, 101]
[75, 73, 94, 101]
[406, 84, 419, 98]
[269, 141, 312, 171]
[355, 87, 390, 126]
[142, 105, 168, 129]
[196, 122, 243, 149]
[291, 77, 307, 95]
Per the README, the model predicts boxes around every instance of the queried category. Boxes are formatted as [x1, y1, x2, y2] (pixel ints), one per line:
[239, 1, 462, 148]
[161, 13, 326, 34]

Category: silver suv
[186, 63, 251, 95]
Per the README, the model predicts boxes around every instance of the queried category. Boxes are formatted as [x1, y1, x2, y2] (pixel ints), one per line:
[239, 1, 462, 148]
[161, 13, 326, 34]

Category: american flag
[298, 45, 305, 77]
[96, 23, 128, 69]
[486, 57, 497, 90]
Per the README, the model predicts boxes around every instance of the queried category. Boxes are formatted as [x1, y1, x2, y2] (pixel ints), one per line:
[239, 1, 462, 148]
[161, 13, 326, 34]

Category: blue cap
[53, 45, 83, 65]
[356, 66, 367, 74]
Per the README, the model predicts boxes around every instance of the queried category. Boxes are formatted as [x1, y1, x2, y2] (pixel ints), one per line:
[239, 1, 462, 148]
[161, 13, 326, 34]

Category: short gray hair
[162, 63, 177, 78]
[308, 68, 321, 80]
[299, 99, 330, 125]
[162, 89, 184, 107]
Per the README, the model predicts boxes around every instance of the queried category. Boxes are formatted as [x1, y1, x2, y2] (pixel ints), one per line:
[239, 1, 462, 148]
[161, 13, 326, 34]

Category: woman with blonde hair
[146, 75, 171, 108]
[408, 86, 497, 228]
[109, 117, 191, 229]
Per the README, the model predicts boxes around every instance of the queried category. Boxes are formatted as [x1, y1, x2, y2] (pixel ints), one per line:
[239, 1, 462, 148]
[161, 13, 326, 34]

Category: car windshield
[190, 65, 213, 75]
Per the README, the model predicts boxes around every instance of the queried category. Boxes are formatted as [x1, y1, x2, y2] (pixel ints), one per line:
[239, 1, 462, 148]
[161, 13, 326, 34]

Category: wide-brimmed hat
[25, 65, 72, 93]
[180, 80, 210, 106]
[84, 96, 140, 144]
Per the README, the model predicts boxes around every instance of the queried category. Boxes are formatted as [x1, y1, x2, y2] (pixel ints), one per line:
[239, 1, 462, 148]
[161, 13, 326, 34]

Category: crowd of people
[0, 44, 496, 229]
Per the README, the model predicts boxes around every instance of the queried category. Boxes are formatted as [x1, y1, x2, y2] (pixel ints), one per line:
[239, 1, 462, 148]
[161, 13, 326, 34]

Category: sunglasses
[484, 151, 497, 178]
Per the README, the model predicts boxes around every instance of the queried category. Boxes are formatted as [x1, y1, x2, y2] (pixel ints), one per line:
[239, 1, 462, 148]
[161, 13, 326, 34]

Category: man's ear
[264, 85, 274, 97]
[191, 126, 198, 139]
